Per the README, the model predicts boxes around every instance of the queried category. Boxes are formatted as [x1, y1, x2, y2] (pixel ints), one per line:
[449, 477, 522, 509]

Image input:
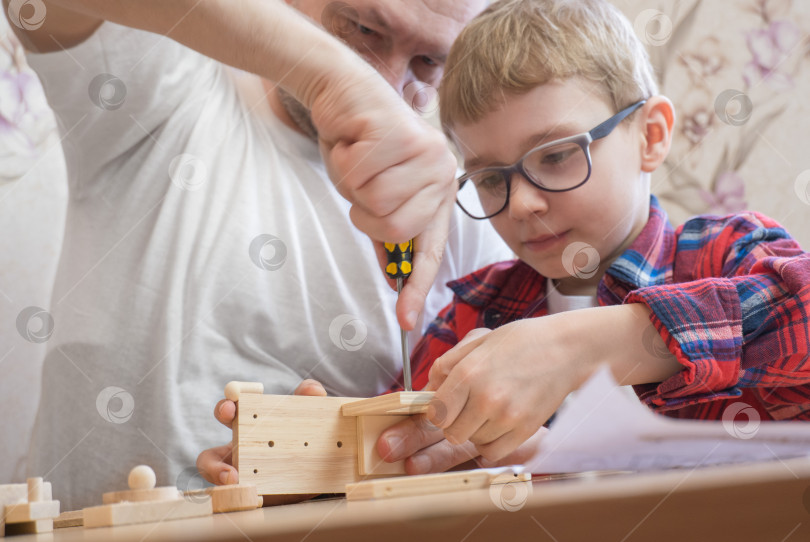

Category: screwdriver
[384, 240, 414, 392]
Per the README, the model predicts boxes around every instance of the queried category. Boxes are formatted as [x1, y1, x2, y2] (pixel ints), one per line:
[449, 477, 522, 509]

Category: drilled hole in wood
[253, 414, 258, 419]
[463, 479, 468, 484]
[304, 442, 309, 447]
[268, 441, 274, 447]
[337, 441, 343, 448]
[253, 469, 258, 474]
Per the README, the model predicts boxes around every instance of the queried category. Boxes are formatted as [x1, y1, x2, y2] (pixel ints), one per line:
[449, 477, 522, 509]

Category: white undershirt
[545, 281, 598, 314]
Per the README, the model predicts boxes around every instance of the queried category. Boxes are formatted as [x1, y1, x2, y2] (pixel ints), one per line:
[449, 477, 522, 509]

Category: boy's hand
[425, 318, 589, 463]
[424, 305, 683, 463]
[196, 379, 328, 485]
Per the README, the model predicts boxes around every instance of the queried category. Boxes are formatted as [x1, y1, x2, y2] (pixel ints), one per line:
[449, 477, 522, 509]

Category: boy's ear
[639, 96, 675, 173]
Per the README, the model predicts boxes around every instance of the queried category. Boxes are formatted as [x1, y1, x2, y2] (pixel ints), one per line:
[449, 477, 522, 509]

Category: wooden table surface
[15, 457, 810, 542]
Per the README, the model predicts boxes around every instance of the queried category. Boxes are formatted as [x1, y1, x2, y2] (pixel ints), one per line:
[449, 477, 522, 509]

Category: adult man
[7, 0, 508, 508]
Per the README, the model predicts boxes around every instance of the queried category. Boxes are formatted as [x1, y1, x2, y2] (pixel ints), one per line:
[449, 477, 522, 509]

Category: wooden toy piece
[3, 519, 54, 536]
[225, 381, 264, 402]
[230, 386, 434, 496]
[345, 466, 532, 501]
[183, 485, 262, 514]
[234, 393, 361, 495]
[83, 466, 212, 529]
[101, 465, 181, 504]
[1, 480, 51, 537]
[0, 478, 60, 537]
[128, 464, 157, 490]
[54, 510, 84, 528]
[356, 415, 407, 476]
[341, 391, 435, 416]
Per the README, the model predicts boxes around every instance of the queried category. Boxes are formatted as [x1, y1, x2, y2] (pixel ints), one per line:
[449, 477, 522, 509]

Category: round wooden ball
[128, 465, 156, 490]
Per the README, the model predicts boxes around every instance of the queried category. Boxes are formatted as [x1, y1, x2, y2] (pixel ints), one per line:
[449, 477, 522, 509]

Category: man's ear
[639, 96, 675, 173]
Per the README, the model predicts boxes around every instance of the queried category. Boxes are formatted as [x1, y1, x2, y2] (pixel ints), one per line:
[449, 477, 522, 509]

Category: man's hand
[376, 414, 548, 475]
[312, 73, 458, 330]
[196, 379, 327, 486]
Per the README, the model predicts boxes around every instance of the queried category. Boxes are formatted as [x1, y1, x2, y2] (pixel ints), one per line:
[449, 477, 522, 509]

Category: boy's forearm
[567, 304, 683, 387]
[47, 0, 373, 108]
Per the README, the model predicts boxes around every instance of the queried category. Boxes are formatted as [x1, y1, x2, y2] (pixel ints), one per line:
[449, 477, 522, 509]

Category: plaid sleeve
[626, 213, 810, 419]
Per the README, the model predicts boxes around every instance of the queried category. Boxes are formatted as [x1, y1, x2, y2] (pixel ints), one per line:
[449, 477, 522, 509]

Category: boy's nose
[506, 173, 549, 219]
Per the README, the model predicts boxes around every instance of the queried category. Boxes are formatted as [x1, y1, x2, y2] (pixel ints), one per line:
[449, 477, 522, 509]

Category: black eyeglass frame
[456, 100, 648, 220]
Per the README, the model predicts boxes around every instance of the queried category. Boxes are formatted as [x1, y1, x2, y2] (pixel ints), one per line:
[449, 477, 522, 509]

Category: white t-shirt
[25, 22, 512, 509]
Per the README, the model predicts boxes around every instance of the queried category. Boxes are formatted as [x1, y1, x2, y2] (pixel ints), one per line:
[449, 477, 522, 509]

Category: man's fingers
[196, 443, 238, 486]
[294, 379, 327, 396]
[405, 439, 479, 475]
[395, 195, 453, 330]
[214, 399, 236, 428]
[376, 414, 445, 462]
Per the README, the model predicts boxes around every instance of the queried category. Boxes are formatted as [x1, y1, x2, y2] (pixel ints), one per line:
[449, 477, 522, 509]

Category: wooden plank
[356, 415, 407, 476]
[345, 467, 531, 501]
[102, 486, 180, 504]
[341, 392, 435, 416]
[54, 510, 83, 529]
[235, 394, 360, 494]
[83, 497, 213, 528]
[4, 500, 60, 523]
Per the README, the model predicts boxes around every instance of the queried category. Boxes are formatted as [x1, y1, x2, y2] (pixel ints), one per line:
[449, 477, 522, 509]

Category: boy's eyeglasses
[456, 100, 647, 220]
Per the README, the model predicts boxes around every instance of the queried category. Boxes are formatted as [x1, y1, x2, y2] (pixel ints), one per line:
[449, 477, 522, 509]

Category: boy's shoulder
[446, 258, 544, 308]
[676, 209, 794, 247]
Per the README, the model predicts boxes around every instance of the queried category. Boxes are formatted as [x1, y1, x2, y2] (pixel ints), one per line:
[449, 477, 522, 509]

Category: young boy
[399, 0, 810, 464]
[199, 0, 810, 483]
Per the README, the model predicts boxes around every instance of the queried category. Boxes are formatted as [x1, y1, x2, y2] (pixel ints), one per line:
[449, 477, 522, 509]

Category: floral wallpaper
[621, 0, 810, 247]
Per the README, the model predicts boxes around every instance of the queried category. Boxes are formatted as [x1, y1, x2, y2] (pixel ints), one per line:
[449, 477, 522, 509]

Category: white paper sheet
[526, 367, 810, 473]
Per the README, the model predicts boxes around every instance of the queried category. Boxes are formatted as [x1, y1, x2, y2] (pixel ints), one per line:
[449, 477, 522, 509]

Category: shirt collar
[446, 196, 674, 310]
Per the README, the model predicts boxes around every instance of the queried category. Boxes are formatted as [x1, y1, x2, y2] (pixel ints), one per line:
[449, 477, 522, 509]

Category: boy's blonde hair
[439, 0, 658, 129]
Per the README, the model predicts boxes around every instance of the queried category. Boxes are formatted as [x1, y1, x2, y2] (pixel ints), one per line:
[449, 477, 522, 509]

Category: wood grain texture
[341, 392, 435, 416]
[345, 468, 531, 501]
[83, 497, 213, 528]
[235, 394, 360, 494]
[54, 510, 83, 529]
[103, 487, 180, 504]
[4, 500, 60, 523]
[356, 415, 407, 476]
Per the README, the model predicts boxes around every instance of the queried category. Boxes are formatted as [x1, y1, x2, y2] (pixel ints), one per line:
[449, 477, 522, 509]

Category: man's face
[452, 78, 651, 294]
[294, 0, 485, 104]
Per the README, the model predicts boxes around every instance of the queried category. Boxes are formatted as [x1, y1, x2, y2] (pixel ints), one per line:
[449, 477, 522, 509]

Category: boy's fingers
[294, 379, 328, 396]
[376, 415, 445, 462]
[477, 426, 549, 468]
[473, 428, 532, 464]
[214, 399, 236, 428]
[426, 329, 490, 391]
[405, 439, 480, 475]
[196, 443, 237, 485]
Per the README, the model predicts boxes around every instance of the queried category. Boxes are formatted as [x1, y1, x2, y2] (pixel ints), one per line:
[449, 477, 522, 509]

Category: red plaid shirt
[396, 197, 810, 421]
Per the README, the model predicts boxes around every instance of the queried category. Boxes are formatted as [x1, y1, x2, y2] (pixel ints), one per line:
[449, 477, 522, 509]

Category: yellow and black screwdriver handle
[384, 240, 413, 280]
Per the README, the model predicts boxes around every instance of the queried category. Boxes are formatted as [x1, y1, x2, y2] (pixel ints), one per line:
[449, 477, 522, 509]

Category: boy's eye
[358, 24, 376, 35]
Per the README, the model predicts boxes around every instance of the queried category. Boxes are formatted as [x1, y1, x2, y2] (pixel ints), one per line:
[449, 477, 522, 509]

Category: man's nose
[372, 53, 420, 104]
[507, 173, 550, 219]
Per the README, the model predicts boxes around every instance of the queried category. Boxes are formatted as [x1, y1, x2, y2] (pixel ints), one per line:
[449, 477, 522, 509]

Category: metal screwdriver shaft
[397, 277, 412, 391]
[385, 241, 414, 392]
